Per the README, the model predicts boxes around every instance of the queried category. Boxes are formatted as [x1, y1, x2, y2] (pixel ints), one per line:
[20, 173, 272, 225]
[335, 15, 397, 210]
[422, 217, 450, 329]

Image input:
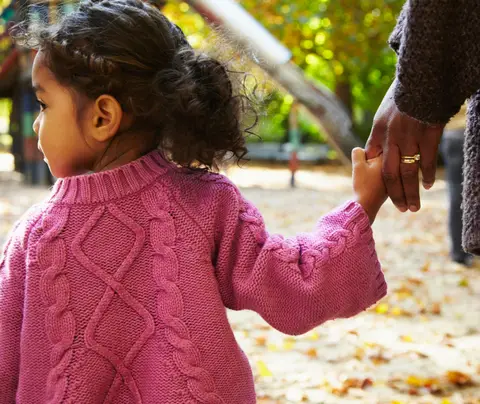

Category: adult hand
[365, 80, 444, 212]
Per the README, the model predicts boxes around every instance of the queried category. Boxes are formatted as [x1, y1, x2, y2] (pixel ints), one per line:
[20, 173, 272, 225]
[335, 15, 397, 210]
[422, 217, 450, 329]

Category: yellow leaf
[459, 278, 469, 287]
[406, 375, 428, 387]
[308, 331, 319, 340]
[354, 347, 365, 360]
[257, 361, 273, 377]
[375, 303, 389, 314]
[395, 292, 412, 300]
[267, 343, 278, 352]
[391, 307, 403, 316]
[406, 375, 439, 388]
[283, 339, 295, 351]
[401, 335, 413, 343]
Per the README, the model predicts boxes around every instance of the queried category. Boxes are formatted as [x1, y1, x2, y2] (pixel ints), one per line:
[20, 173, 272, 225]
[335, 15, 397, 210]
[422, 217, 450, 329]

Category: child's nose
[33, 116, 40, 135]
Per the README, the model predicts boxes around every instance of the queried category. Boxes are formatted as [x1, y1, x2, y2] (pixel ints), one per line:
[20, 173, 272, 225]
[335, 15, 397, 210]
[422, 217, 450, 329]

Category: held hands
[365, 80, 444, 212]
[352, 148, 387, 224]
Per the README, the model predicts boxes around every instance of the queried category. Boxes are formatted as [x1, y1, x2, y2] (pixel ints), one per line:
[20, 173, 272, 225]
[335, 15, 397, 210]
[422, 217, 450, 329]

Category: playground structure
[0, 0, 360, 185]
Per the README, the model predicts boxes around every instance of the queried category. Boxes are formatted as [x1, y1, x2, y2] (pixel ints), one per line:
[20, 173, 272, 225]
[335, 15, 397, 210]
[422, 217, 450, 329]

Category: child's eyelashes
[36, 100, 47, 111]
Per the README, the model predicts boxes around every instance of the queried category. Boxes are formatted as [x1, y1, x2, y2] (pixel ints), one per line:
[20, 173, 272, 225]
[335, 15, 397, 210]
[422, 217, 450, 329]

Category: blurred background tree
[0, 0, 404, 150]
[163, 0, 403, 144]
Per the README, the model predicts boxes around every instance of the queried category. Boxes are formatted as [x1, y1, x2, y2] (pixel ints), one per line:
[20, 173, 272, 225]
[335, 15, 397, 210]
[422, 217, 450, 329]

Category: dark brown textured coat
[389, 0, 480, 254]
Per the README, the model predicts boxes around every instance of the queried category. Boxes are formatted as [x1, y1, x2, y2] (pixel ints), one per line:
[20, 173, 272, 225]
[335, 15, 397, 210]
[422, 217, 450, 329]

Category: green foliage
[239, 0, 404, 141]
[1, 0, 404, 145]
[46, 0, 403, 144]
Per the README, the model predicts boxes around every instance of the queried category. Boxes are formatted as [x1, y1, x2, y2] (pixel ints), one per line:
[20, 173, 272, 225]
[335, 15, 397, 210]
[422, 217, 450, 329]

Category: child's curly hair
[13, 0, 256, 169]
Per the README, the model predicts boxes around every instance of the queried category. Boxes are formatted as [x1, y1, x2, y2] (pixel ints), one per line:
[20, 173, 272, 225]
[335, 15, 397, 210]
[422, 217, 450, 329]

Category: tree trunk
[335, 78, 352, 118]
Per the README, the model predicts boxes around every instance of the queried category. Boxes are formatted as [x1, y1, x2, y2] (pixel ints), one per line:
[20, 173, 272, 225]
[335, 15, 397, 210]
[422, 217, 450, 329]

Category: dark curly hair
[13, 0, 256, 169]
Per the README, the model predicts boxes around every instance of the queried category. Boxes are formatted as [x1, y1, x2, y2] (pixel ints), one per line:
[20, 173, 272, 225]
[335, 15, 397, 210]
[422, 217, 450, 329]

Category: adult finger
[419, 125, 443, 189]
[398, 142, 421, 212]
[382, 142, 407, 212]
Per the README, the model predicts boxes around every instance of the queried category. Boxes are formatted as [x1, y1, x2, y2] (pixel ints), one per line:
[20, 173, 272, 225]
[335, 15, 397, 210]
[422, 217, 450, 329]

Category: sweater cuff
[393, 77, 458, 126]
[322, 201, 387, 308]
[343, 201, 387, 303]
[327, 200, 372, 234]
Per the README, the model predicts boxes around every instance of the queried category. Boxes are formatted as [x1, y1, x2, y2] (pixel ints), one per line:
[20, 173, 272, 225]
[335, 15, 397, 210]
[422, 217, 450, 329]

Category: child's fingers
[367, 153, 384, 168]
[351, 147, 366, 167]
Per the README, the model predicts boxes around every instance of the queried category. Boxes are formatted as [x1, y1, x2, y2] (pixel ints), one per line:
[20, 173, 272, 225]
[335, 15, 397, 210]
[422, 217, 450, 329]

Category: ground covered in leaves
[1, 164, 480, 404]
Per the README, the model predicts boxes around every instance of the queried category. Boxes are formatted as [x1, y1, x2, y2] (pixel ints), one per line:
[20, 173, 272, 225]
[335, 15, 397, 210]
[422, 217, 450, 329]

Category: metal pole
[288, 102, 300, 188]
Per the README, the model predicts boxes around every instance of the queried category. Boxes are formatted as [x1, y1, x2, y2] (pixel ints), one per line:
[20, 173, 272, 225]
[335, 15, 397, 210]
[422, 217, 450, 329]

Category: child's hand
[352, 147, 387, 224]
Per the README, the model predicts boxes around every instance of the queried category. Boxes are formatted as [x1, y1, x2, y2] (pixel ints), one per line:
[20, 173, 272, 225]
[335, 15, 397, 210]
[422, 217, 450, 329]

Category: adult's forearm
[390, 0, 480, 124]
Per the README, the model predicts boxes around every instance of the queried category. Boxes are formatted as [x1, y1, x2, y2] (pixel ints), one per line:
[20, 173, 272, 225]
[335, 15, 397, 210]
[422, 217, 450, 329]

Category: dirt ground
[1, 163, 479, 404]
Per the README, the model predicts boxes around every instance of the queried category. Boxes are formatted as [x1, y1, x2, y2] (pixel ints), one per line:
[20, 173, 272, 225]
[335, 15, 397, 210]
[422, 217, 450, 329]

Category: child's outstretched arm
[213, 150, 387, 335]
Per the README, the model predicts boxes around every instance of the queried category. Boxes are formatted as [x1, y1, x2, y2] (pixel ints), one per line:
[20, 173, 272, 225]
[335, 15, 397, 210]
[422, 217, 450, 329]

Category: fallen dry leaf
[421, 260, 431, 272]
[267, 343, 278, 352]
[306, 348, 318, 358]
[255, 336, 267, 346]
[257, 360, 272, 377]
[406, 375, 437, 388]
[431, 302, 442, 315]
[354, 347, 365, 360]
[459, 278, 469, 287]
[375, 303, 389, 314]
[282, 337, 295, 351]
[331, 378, 373, 396]
[391, 306, 404, 316]
[446, 370, 474, 386]
[407, 277, 424, 286]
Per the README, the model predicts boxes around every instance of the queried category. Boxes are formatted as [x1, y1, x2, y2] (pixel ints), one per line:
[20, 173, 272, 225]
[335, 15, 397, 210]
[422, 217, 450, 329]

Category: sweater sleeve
[389, 0, 480, 124]
[0, 223, 27, 402]
[213, 186, 387, 336]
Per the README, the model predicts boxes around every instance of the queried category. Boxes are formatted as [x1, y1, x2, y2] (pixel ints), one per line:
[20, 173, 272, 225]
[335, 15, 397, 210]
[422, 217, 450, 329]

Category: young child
[0, 1, 387, 402]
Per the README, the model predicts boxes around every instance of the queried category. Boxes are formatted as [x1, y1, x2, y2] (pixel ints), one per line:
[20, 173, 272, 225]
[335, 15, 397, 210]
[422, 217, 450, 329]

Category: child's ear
[90, 95, 123, 142]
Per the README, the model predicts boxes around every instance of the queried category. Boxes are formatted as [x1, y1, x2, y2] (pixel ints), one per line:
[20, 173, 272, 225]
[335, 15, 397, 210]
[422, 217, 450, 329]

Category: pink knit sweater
[0, 149, 386, 404]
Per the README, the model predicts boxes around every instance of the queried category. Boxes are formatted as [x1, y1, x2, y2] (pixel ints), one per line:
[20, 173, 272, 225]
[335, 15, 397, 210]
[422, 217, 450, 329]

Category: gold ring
[400, 154, 420, 164]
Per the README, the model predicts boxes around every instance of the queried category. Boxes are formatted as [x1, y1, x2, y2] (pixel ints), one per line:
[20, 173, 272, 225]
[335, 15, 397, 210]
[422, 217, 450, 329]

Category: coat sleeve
[390, 0, 480, 124]
[213, 184, 387, 336]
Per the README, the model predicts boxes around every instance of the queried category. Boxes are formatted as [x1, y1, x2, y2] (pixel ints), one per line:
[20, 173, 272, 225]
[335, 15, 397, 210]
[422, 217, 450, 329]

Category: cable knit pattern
[142, 184, 224, 404]
[37, 206, 74, 403]
[239, 197, 374, 279]
[0, 149, 386, 403]
[72, 204, 154, 402]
